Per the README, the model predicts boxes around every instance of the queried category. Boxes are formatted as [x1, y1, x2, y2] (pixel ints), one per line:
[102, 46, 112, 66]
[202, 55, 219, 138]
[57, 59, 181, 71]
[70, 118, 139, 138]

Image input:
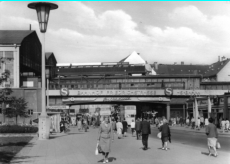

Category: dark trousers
[136, 130, 140, 139]
[142, 134, 149, 148]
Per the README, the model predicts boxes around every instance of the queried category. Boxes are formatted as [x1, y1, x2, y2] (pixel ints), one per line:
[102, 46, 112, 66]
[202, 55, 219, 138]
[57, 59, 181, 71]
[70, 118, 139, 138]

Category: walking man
[135, 118, 141, 140]
[140, 117, 151, 150]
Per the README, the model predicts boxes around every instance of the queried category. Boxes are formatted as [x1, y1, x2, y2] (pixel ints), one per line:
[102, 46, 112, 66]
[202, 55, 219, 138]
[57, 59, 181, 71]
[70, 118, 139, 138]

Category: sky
[1, 1, 230, 65]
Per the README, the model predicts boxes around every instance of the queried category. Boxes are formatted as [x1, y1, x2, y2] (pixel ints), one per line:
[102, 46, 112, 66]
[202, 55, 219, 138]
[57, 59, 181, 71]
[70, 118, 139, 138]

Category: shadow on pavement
[98, 157, 116, 163]
[11, 156, 40, 164]
[49, 133, 84, 139]
[201, 152, 210, 156]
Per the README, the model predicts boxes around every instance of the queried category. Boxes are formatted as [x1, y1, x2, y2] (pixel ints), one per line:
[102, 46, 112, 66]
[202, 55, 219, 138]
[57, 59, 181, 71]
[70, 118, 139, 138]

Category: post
[47, 78, 49, 108]
[207, 96, 212, 118]
[38, 33, 50, 140]
[166, 103, 170, 121]
[194, 98, 198, 126]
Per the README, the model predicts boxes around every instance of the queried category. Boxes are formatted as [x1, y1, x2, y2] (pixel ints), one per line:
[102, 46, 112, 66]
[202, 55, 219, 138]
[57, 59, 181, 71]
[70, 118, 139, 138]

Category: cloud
[145, 26, 211, 47]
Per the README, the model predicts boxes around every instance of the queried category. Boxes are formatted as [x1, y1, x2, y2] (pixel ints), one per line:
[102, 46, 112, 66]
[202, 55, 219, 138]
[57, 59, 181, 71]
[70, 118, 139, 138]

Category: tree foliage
[5, 97, 29, 124]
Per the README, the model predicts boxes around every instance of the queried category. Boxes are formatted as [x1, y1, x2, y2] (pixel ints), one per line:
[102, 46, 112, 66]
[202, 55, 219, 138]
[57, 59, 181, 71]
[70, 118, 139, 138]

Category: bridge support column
[166, 103, 170, 121]
[183, 104, 185, 119]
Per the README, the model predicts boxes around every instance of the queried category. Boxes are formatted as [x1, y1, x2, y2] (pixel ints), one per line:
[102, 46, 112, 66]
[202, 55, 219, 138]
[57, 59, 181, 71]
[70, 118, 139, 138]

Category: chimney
[181, 61, 184, 65]
[174, 62, 177, 65]
[137, 53, 140, 55]
[30, 24, 31, 30]
[218, 56, 220, 62]
[154, 62, 158, 70]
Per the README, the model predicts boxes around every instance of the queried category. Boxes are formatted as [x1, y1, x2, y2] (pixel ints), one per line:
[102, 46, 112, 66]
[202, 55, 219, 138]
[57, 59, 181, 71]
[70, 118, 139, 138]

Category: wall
[217, 61, 230, 81]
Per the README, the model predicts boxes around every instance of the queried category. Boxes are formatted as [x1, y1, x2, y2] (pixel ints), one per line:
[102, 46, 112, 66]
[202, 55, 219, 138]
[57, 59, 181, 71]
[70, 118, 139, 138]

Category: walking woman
[206, 117, 218, 157]
[77, 118, 82, 131]
[97, 116, 114, 163]
[159, 119, 171, 151]
[116, 119, 123, 139]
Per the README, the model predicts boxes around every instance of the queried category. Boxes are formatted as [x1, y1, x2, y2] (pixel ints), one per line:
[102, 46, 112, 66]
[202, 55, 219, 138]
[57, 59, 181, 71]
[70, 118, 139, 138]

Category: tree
[5, 97, 29, 124]
[0, 70, 13, 123]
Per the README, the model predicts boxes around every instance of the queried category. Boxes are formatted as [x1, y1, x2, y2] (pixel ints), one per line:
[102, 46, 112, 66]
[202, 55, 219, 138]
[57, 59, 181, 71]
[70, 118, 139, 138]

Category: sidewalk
[11, 126, 230, 164]
[151, 124, 230, 137]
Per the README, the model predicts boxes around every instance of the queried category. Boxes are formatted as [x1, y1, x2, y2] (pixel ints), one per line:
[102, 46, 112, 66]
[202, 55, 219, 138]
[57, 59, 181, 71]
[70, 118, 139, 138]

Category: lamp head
[28, 2, 58, 33]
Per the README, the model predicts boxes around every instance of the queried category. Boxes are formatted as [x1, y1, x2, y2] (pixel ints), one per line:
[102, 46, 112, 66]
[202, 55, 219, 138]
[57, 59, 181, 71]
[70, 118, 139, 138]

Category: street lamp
[46, 65, 52, 110]
[28, 2, 58, 140]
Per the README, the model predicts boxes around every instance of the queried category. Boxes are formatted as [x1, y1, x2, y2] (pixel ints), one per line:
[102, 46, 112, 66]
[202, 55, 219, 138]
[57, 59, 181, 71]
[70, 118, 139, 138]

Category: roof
[45, 52, 53, 60]
[154, 64, 209, 75]
[203, 59, 230, 77]
[119, 51, 146, 64]
[120, 55, 131, 63]
[0, 30, 35, 44]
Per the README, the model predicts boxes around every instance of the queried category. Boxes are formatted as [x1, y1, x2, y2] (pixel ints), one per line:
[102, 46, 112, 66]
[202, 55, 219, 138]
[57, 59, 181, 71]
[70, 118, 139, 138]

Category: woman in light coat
[116, 119, 123, 139]
[98, 117, 114, 163]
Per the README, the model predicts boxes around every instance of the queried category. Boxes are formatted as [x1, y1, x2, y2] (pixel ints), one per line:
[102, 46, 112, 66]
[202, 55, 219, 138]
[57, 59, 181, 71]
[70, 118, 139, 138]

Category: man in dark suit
[135, 118, 141, 140]
[140, 117, 151, 150]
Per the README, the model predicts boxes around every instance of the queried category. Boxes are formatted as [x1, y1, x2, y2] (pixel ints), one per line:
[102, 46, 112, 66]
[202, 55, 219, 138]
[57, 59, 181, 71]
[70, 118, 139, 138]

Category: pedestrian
[191, 117, 195, 129]
[155, 117, 159, 127]
[179, 117, 183, 127]
[97, 116, 114, 163]
[140, 117, 151, 150]
[221, 119, 225, 133]
[130, 119, 135, 137]
[116, 119, 123, 139]
[205, 117, 218, 157]
[225, 119, 229, 132]
[200, 116, 204, 128]
[205, 117, 209, 127]
[83, 118, 88, 132]
[186, 117, 190, 128]
[197, 117, 201, 130]
[159, 119, 171, 151]
[77, 118, 82, 131]
[111, 118, 116, 133]
[135, 118, 141, 140]
[60, 118, 66, 133]
[122, 118, 128, 137]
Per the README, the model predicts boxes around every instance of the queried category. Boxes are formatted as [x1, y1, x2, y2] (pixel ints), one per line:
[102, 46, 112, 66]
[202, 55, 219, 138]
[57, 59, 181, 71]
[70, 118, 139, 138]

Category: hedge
[0, 125, 38, 133]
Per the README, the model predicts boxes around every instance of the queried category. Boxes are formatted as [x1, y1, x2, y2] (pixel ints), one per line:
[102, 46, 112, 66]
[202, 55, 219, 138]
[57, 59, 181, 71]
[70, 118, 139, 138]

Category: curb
[0, 133, 37, 137]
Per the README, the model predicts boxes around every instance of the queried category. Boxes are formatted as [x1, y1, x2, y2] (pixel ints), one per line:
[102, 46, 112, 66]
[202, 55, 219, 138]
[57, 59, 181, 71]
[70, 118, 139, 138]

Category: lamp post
[46, 65, 52, 109]
[28, 2, 58, 140]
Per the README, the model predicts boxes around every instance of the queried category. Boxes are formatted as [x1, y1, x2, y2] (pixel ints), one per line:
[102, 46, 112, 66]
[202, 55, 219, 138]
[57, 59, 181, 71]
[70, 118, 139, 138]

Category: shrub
[0, 125, 38, 133]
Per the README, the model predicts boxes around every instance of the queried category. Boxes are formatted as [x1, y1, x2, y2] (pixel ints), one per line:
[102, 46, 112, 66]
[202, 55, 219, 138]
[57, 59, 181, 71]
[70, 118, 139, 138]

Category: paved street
[150, 126, 230, 152]
[11, 126, 230, 164]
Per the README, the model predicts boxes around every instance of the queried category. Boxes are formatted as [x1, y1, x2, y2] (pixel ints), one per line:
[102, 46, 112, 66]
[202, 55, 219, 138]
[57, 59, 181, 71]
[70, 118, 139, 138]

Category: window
[151, 79, 157, 82]
[133, 79, 139, 82]
[139, 79, 145, 82]
[111, 79, 116, 83]
[164, 79, 169, 82]
[146, 79, 151, 82]
[169, 78, 175, 82]
[28, 109, 33, 115]
[0, 51, 14, 87]
[157, 79, 163, 82]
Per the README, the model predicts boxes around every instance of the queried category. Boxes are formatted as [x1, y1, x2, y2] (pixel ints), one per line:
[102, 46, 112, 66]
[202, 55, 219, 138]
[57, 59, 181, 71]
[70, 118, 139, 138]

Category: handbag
[157, 132, 162, 139]
[216, 142, 221, 149]
[95, 143, 99, 155]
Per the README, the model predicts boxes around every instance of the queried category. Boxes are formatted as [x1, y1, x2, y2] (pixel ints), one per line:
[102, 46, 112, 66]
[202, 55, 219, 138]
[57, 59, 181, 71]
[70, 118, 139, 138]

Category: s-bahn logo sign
[164, 88, 173, 96]
[60, 88, 69, 96]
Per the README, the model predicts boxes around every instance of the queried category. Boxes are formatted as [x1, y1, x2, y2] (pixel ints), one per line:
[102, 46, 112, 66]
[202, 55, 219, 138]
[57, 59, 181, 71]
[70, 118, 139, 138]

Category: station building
[0, 30, 230, 125]
[49, 52, 230, 123]
[0, 30, 56, 124]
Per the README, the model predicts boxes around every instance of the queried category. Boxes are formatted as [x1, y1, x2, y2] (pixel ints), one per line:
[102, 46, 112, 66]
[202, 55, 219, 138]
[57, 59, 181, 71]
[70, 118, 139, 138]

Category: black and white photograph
[0, 1, 230, 164]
